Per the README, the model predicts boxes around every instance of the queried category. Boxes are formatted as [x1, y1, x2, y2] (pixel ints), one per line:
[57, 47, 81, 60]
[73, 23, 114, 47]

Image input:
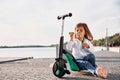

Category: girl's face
[75, 26, 85, 40]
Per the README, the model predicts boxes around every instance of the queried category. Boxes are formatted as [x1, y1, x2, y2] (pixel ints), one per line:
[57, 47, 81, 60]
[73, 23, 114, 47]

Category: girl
[66, 23, 108, 79]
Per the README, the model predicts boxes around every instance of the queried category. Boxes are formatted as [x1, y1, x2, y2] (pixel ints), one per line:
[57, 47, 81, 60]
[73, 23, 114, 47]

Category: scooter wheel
[52, 61, 66, 78]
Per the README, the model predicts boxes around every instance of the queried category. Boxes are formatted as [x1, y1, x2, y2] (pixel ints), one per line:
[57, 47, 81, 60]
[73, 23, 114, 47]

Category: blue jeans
[76, 53, 97, 75]
[83, 53, 96, 67]
[76, 60, 96, 75]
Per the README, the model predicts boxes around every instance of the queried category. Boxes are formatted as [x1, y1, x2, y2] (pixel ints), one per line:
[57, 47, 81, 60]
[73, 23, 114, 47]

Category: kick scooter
[52, 13, 82, 78]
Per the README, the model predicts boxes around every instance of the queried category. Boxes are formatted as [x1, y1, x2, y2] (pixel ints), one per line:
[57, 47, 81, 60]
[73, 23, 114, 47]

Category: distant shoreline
[0, 45, 119, 49]
[0, 45, 56, 48]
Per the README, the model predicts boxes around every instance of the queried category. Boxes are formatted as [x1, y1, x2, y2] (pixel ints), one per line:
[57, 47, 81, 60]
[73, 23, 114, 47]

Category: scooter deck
[63, 49, 81, 71]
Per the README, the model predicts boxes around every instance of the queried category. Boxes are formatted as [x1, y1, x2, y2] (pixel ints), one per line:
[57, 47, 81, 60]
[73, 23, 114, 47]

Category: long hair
[75, 23, 93, 41]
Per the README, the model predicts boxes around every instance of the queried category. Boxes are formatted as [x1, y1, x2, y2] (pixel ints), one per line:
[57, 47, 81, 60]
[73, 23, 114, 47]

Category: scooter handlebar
[57, 13, 72, 20]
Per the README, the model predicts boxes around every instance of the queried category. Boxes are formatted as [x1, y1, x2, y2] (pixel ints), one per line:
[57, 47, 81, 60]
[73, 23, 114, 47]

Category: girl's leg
[77, 60, 108, 79]
[84, 53, 96, 67]
[76, 60, 96, 75]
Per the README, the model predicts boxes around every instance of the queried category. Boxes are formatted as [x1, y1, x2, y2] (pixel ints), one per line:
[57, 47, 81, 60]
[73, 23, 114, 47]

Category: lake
[0, 46, 106, 58]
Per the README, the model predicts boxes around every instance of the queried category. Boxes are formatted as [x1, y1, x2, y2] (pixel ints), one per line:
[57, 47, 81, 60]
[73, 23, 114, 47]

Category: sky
[0, 0, 120, 46]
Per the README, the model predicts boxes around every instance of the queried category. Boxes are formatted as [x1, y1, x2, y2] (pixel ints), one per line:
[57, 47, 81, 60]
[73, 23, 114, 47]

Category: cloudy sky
[0, 0, 120, 46]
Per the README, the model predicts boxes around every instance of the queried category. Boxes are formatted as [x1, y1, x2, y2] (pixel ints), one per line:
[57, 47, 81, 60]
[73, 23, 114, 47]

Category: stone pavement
[0, 51, 120, 80]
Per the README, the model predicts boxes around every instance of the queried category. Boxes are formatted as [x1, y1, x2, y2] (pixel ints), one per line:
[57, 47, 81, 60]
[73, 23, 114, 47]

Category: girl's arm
[66, 41, 74, 52]
[66, 32, 75, 52]
[87, 41, 94, 52]
[83, 39, 94, 52]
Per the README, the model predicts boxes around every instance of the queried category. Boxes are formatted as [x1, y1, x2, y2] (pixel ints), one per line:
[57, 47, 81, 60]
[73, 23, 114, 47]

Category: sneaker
[96, 67, 108, 79]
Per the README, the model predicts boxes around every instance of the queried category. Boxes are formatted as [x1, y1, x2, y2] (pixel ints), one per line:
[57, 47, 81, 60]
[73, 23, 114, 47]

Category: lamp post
[106, 28, 109, 51]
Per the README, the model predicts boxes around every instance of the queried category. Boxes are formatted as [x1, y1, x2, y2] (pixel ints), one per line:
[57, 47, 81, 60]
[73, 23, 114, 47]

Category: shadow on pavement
[62, 77, 90, 80]
[108, 73, 120, 80]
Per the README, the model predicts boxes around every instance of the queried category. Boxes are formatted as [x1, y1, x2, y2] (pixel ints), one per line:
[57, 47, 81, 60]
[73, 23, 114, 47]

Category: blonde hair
[75, 23, 93, 41]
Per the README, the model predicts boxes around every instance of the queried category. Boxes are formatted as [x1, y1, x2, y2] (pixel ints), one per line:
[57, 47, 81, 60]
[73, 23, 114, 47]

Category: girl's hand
[82, 43, 89, 48]
[69, 32, 74, 41]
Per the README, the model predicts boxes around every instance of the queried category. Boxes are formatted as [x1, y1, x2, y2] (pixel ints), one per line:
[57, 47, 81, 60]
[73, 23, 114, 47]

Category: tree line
[93, 32, 120, 47]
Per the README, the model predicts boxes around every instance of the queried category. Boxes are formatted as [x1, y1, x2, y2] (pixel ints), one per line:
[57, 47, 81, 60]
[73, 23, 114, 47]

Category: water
[0, 47, 56, 58]
[0, 46, 106, 58]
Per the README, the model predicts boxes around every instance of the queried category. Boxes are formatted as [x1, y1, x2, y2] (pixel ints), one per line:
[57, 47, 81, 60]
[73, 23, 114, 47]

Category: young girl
[66, 23, 108, 79]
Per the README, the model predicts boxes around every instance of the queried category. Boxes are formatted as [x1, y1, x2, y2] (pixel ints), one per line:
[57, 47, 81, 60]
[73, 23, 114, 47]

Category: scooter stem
[61, 19, 64, 36]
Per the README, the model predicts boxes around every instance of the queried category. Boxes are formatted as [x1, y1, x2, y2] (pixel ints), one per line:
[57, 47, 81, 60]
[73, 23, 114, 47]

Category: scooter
[52, 13, 83, 78]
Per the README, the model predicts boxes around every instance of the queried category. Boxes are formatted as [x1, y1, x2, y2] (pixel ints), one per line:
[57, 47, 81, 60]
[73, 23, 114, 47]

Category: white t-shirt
[66, 38, 94, 59]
